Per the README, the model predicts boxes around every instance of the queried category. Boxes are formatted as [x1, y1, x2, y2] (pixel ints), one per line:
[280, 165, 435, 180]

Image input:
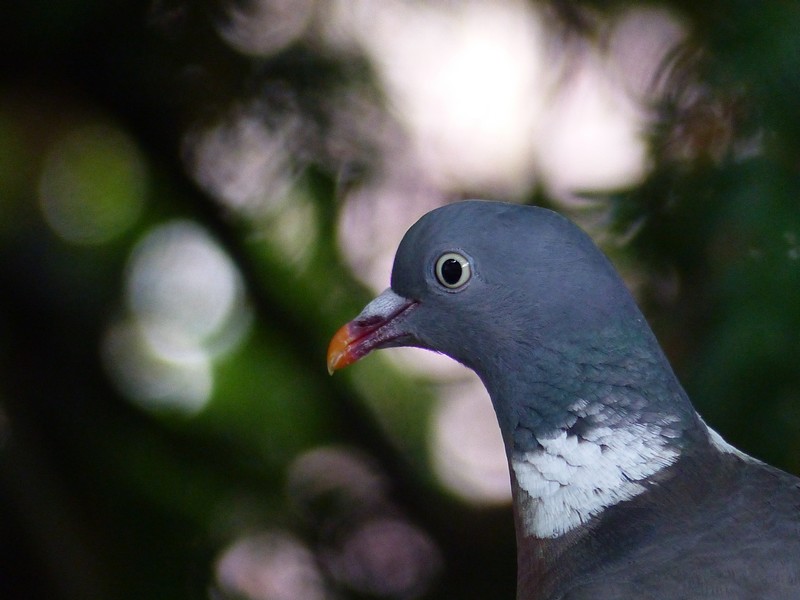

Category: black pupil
[441, 258, 462, 285]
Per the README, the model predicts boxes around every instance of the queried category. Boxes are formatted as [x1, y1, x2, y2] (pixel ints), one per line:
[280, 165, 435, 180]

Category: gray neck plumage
[475, 310, 706, 541]
[483, 313, 699, 443]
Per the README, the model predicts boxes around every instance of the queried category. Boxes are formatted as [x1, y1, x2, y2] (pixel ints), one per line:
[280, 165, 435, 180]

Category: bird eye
[435, 252, 471, 289]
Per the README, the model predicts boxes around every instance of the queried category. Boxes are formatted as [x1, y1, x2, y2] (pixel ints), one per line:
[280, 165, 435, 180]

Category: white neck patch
[511, 421, 680, 539]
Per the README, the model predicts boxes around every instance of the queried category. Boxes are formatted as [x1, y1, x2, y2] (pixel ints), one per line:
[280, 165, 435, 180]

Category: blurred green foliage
[2, 1, 800, 599]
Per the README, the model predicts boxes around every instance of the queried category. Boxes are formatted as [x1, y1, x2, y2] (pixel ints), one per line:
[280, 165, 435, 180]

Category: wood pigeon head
[329, 200, 632, 370]
[328, 200, 692, 439]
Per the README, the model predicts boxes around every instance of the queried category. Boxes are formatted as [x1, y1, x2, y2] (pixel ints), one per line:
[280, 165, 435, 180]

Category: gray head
[389, 201, 640, 367]
[329, 200, 694, 439]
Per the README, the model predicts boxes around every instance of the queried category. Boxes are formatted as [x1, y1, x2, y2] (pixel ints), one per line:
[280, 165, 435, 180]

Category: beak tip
[326, 355, 338, 376]
[326, 324, 353, 375]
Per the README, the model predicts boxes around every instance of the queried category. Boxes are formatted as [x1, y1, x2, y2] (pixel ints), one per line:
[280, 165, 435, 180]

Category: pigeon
[327, 200, 800, 600]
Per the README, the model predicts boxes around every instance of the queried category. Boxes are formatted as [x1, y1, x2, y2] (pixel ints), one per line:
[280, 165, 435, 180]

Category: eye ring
[435, 252, 471, 289]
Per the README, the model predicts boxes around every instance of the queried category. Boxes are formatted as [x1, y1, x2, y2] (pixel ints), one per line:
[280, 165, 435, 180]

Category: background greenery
[2, 1, 799, 599]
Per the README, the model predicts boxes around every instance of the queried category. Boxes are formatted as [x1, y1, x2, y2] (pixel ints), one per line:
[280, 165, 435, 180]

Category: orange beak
[326, 322, 361, 374]
[326, 289, 417, 375]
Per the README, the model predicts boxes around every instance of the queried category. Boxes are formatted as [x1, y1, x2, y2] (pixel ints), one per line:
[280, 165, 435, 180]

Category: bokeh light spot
[126, 220, 247, 353]
[430, 378, 511, 505]
[287, 446, 442, 598]
[185, 106, 317, 266]
[286, 446, 387, 517]
[215, 531, 329, 600]
[351, 1, 544, 194]
[104, 220, 252, 414]
[323, 517, 442, 600]
[103, 320, 212, 414]
[186, 107, 293, 214]
[38, 122, 147, 245]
